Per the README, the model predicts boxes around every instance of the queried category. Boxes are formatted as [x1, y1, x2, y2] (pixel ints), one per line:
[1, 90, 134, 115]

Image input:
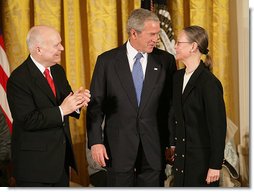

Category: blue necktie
[132, 53, 143, 106]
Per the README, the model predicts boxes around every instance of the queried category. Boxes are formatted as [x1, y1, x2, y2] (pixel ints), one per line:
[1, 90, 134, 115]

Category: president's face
[130, 20, 160, 53]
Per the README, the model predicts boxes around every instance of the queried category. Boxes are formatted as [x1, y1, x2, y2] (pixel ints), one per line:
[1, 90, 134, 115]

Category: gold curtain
[0, 0, 240, 186]
[0, 0, 140, 186]
[169, 0, 236, 123]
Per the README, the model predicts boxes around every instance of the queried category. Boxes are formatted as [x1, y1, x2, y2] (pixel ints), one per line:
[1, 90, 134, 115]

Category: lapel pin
[154, 68, 158, 71]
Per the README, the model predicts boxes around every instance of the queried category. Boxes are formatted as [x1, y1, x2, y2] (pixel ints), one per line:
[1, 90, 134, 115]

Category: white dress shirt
[126, 40, 148, 77]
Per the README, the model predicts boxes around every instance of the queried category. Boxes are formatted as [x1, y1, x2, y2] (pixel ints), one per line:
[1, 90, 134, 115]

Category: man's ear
[36, 45, 42, 55]
[130, 29, 138, 39]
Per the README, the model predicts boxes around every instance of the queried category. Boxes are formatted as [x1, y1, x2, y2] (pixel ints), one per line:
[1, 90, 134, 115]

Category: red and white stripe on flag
[0, 28, 13, 133]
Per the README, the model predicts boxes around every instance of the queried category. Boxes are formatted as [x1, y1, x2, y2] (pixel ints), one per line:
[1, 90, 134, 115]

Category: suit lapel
[174, 70, 184, 123]
[139, 53, 160, 114]
[27, 57, 57, 105]
[182, 61, 204, 104]
[114, 45, 138, 110]
[175, 70, 184, 106]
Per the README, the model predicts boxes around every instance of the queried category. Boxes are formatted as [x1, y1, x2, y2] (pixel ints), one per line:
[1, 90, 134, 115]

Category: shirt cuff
[59, 106, 64, 122]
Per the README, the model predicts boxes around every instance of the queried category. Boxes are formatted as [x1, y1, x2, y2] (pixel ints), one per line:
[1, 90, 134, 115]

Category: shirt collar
[126, 40, 147, 61]
[30, 55, 51, 74]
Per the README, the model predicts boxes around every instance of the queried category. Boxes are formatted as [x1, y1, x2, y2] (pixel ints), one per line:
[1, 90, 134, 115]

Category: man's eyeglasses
[175, 41, 192, 46]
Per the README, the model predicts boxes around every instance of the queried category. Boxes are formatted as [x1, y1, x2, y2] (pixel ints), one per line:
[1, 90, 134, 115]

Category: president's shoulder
[152, 47, 175, 59]
[152, 47, 172, 55]
[98, 44, 125, 58]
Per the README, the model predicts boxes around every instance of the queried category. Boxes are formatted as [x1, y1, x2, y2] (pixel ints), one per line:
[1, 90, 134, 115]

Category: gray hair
[26, 25, 55, 52]
[127, 8, 160, 35]
[26, 26, 43, 52]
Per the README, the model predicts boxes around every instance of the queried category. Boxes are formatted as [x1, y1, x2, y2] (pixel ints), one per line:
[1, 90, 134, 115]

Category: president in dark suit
[6, 25, 90, 187]
[86, 8, 176, 187]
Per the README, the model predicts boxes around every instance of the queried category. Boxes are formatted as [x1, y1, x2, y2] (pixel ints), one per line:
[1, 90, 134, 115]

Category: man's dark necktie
[44, 68, 56, 97]
[132, 53, 143, 106]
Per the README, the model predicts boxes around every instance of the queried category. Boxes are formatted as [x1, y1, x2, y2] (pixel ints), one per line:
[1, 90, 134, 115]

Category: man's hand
[91, 144, 109, 167]
[60, 87, 90, 116]
[165, 147, 175, 165]
[74, 87, 90, 107]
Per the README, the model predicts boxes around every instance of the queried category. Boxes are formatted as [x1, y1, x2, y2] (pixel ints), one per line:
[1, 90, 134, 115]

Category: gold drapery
[169, 0, 236, 123]
[0, 0, 242, 186]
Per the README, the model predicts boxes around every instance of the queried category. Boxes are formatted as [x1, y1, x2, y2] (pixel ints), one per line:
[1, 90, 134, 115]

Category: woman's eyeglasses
[175, 41, 192, 46]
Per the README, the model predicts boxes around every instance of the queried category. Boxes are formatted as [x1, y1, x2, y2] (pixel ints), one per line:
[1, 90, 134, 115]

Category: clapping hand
[60, 87, 91, 115]
[73, 87, 91, 107]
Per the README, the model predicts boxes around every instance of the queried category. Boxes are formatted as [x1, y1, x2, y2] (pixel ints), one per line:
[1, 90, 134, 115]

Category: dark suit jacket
[0, 108, 11, 162]
[7, 56, 78, 183]
[170, 61, 226, 186]
[87, 44, 176, 172]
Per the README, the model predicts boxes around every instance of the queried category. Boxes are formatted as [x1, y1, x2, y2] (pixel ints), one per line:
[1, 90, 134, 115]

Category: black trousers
[90, 170, 107, 187]
[106, 142, 161, 187]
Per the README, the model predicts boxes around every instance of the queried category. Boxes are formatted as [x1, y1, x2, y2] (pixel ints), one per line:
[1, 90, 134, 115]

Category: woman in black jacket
[169, 25, 227, 187]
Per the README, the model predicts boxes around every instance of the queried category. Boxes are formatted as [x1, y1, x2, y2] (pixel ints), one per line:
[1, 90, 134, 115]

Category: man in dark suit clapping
[7, 25, 90, 187]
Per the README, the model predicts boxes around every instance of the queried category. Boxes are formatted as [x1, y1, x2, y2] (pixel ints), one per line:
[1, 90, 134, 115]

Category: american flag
[0, 28, 13, 133]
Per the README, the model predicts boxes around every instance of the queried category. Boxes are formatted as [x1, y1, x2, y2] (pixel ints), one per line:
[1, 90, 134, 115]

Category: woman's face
[174, 31, 193, 62]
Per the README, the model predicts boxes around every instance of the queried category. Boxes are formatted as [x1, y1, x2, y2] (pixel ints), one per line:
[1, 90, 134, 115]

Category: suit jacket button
[176, 168, 178, 171]
[175, 137, 177, 140]
[181, 170, 184, 173]
[182, 154, 184, 157]
[182, 138, 185, 141]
